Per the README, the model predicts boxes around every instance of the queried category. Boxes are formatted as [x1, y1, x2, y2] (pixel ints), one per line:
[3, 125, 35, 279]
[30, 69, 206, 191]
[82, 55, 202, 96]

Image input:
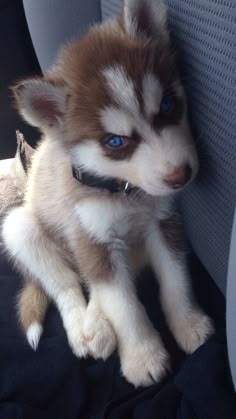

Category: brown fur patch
[159, 215, 187, 254]
[75, 230, 113, 282]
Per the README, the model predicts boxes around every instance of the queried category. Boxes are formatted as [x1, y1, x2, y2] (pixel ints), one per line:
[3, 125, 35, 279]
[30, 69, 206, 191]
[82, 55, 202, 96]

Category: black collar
[72, 166, 134, 194]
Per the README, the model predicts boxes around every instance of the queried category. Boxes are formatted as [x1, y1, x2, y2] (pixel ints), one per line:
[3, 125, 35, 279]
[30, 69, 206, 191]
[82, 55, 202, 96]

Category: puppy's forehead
[102, 65, 163, 117]
[142, 73, 162, 117]
[103, 65, 139, 114]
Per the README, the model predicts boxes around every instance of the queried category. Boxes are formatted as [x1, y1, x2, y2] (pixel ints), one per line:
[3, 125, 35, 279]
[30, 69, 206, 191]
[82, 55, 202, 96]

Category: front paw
[172, 310, 215, 354]
[64, 309, 89, 358]
[83, 306, 116, 360]
[67, 325, 89, 358]
[120, 334, 170, 387]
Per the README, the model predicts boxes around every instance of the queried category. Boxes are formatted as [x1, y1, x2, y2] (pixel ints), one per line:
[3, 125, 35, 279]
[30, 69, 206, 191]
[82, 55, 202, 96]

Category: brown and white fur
[2, 0, 214, 387]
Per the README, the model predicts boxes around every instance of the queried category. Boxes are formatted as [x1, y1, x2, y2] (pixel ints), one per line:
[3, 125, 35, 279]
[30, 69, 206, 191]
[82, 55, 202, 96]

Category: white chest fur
[74, 197, 156, 243]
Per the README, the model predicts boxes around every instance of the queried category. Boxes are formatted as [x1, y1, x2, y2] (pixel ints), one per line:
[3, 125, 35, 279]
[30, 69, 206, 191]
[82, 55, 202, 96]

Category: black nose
[164, 164, 192, 189]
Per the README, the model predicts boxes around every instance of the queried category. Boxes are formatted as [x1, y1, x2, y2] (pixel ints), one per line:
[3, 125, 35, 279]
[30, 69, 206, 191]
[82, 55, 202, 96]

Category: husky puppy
[2, 0, 214, 387]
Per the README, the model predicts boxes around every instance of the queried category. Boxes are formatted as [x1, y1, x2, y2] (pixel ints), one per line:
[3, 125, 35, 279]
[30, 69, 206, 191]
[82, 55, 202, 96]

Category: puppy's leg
[79, 239, 169, 387]
[146, 218, 214, 354]
[2, 206, 88, 357]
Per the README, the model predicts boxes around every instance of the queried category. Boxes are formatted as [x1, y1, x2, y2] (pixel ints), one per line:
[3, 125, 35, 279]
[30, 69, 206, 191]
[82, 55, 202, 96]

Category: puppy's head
[14, 0, 199, 196]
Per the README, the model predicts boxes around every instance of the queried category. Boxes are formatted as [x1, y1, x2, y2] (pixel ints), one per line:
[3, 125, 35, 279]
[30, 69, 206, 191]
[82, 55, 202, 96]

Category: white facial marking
[103, 65, 139, 114]
[71, 114, 198, 196]
[143, 74, 162, 117]
[100, 106, 133, 136]
[71, 141, 139, 181]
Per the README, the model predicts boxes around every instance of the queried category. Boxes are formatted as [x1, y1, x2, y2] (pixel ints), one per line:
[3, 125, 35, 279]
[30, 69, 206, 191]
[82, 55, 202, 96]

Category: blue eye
[160, 96, 174, 113]
[106, 135, 125, 148]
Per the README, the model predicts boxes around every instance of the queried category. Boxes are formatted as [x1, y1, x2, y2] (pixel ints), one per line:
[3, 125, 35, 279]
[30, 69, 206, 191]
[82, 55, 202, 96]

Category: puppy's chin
[141, 183, 187, 198]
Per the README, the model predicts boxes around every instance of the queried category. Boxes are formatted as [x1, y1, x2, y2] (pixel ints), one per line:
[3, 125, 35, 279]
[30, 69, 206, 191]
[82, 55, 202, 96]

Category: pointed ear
[13, 79, 67, 130]
[122, 0, 170, 44]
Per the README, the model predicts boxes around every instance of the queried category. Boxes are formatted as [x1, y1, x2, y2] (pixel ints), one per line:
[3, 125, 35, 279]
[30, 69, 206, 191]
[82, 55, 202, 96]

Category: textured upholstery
[101, 0, 236, 295]
[227, 209, 236, 389]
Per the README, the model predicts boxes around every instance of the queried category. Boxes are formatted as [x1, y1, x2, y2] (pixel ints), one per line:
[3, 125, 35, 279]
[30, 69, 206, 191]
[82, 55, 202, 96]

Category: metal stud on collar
[124, 182, 130, 195]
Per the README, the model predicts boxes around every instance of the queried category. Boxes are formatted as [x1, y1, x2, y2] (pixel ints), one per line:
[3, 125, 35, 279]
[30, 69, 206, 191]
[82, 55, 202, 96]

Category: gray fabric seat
[22, 0, 236, 388]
